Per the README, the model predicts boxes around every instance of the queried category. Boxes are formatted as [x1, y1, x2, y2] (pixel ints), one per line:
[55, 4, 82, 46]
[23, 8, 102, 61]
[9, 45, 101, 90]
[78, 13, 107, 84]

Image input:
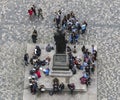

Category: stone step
[37, 85, 87, 92]
[49, 70, 72, 77]
[52, 66, 69, 70]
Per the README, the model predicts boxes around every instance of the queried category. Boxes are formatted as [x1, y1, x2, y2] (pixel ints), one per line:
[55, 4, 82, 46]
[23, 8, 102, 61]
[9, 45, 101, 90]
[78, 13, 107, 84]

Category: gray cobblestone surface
[0, 0, 120, 100]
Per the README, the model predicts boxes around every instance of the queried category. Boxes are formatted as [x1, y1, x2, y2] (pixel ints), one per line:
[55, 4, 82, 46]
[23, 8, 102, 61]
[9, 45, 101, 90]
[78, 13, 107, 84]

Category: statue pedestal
[52, 54, 69, 70]
[49, 54, 72, 77]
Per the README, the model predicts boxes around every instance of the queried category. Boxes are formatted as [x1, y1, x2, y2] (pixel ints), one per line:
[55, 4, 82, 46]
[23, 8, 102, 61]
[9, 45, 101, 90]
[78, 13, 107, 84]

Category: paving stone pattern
[0, 0, 120, 100]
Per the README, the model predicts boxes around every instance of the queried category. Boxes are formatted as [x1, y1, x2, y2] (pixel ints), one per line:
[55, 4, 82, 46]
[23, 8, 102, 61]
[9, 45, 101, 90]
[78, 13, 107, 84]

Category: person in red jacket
[28, 7, 33, 20]
[28, 8, 33, 16]
[35, 70, 41, 78]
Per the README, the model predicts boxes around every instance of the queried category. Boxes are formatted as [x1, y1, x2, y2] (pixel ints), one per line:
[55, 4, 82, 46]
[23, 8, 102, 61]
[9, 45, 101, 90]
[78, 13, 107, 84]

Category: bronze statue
[54, 29, 67, 54]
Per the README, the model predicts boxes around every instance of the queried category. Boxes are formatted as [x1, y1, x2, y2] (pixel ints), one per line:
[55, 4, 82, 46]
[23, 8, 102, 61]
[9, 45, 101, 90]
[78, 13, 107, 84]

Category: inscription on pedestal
[54, 55, 66, 62]
[53, 54, 69, 70]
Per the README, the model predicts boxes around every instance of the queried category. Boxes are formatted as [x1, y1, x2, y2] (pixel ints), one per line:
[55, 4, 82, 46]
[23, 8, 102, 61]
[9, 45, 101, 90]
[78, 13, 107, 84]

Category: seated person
[67, 46, 72, 53]
[59, 82, 65, 92]
[80, 76, 87, 84]
[34, 59, 42, 67]
[45, 56, 51, 65]
[35, 69, 41, 78]
[74, 57, 79, 65]
[86, 77, 91, 87]
[46, 44, 54, 52]
[29, 68, 36, 75]
[83, 60, 88, 67]
[85, 66, 90, 75]
[31, 80, 38, 94]
[71, 66, 76, 74]
[35, 46, 41, 57]
[38, 85, 46, 92]
[30, 54, 38, 65]
[83, 72, 89, 79]
[43, 68, 50, 76]
[78, 64, 84, 70]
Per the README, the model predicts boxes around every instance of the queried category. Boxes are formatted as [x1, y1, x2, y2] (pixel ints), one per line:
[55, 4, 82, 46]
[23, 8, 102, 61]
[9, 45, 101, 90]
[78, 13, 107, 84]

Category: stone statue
[54, 30, 66, 54]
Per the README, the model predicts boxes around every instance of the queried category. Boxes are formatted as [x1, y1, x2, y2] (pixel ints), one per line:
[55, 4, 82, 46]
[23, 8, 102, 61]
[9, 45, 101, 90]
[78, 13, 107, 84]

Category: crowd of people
[80, 45, 97, 87]
[24, 45, 51, 94]
[67, 45, 97, 87]
[49, 78, 75, 95]
[29, 10, 88, 45]
[53, 10, 88, 44]
[23, 44, 77, 95]
[24, 8, 97, 95]
[23, 44, 97, 95]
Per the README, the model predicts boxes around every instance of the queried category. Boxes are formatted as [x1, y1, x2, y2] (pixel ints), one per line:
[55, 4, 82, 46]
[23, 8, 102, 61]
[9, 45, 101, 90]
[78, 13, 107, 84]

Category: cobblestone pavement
[0, 0, 120, 100]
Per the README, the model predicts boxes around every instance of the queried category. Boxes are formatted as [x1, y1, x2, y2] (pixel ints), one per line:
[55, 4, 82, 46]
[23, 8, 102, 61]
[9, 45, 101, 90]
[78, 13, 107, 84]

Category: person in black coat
[59, 82, 65, 93]
[24, 53, 29, 66]
[35, 46, 41, 57]
[32, 29, 37, 43]
[67, 83, 75, 94]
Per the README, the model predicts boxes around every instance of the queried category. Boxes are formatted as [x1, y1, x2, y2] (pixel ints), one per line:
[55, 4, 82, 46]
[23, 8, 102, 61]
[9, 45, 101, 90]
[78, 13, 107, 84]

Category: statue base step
[49, 70, 72, 77]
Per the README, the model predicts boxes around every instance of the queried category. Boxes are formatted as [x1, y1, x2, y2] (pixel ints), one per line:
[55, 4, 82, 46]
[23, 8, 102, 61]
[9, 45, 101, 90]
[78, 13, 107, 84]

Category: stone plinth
[52, 54, 69, 70]
[50, 54, 72, 76]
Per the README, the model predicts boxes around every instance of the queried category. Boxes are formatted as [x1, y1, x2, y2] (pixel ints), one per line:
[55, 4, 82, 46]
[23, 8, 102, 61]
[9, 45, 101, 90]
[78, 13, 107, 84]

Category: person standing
[32, 29, 38, 43]
[56, 13, 61, 28]
[28, 8, 33, 20]
[59, 82, 64, 93]
[67, 83, 75, 94]
[32, 5, 36, 16]
[38, 8, 44, 19]
[24, 53, 29, 66]
[81, 21, 87, 34]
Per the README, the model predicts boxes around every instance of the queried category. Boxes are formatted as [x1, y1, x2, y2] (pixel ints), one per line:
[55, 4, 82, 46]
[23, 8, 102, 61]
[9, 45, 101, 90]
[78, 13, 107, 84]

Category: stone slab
[49, 70, 72, 77]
